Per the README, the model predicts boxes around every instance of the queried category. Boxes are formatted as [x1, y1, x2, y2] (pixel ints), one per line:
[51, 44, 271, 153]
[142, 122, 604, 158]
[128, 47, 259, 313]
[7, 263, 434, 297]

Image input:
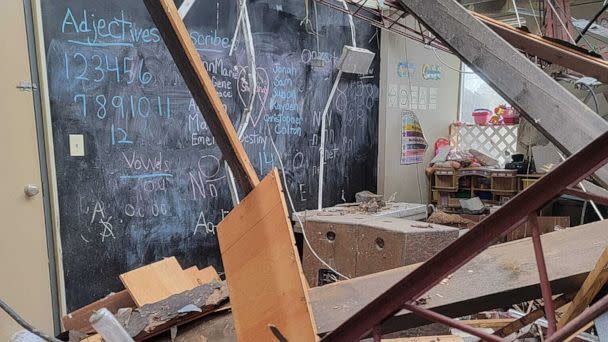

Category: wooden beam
[558, 248, 608, 328]
[397, 0, 608, 188]
[143, 0, 259, 194]
[473, 13, 608, 85]
[493, 293, 575, 337]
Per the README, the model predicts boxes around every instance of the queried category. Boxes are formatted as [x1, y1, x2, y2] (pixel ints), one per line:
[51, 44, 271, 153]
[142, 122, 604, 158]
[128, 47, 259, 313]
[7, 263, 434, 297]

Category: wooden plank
[309, 219, 608, 335]
[62, 290, 135, 333]
[493, 293, 574, 337]
[217, 169, 317, 341]
[558, 248, 608, 328]
[396, 0, 608, 188]
[459, 319, 514, 329]
[473, 13, 608, 85]
[143, 0, 259, 194]
[81, 335, 103, 342]
[197, 266, 221, 284]
[184, 266, 200, 283]
[119, 257, 199, 307]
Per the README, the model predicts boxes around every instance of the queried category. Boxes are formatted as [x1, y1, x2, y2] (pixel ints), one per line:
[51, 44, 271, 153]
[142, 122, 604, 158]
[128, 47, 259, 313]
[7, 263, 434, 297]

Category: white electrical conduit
[512, 0, 523, 27]
[225, 0, 258, 206]
[339, 0, 357, 47]
[317, 70, 343, 210]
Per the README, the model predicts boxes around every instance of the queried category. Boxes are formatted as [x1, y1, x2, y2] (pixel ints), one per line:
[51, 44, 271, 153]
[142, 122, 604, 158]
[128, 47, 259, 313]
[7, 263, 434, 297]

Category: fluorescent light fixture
[337, 46, 376, 74]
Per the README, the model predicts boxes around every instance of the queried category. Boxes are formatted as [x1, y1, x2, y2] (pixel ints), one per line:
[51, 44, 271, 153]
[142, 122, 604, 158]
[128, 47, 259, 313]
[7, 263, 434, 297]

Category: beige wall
[377, 29, 461, 203]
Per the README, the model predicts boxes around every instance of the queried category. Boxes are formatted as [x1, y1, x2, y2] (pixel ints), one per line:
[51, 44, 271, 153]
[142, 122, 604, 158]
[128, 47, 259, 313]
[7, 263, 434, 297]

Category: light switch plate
[69, 134, 85, 157]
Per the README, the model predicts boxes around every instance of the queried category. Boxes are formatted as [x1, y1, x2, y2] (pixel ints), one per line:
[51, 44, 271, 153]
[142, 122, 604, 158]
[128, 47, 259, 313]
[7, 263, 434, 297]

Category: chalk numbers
[64, 52, 152, 85]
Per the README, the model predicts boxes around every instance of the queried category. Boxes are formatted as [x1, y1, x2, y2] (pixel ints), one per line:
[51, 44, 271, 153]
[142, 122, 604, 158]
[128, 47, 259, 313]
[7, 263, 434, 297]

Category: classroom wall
[377, 29, 461, 203]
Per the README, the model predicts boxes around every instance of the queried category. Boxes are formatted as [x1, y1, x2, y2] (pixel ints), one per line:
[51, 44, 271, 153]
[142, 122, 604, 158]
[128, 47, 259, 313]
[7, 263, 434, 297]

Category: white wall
[377, 29, 461, 203]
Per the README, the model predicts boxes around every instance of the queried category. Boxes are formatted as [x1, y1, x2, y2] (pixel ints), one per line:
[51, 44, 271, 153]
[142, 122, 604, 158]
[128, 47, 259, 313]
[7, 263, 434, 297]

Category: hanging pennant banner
[400, 110, 428, 165]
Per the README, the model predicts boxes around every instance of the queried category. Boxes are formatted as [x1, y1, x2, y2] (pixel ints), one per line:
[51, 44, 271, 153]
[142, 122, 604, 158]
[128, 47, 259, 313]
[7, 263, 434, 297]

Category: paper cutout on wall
[419, 86, 428, 110]
[422, 64, 442, 80]
[397, 61, 416, 78]
[399, 85, 409, 109]
[429, 87, 438, 110]
[401, 110, 427, 165]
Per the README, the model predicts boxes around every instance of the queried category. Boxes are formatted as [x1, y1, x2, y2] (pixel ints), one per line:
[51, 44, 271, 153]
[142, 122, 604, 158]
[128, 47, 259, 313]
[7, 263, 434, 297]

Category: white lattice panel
[449, 124, 518, 165]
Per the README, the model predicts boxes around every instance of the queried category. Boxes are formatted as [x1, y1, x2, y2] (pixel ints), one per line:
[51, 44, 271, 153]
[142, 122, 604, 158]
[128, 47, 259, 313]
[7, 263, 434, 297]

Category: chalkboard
[40, 0, 379, 311]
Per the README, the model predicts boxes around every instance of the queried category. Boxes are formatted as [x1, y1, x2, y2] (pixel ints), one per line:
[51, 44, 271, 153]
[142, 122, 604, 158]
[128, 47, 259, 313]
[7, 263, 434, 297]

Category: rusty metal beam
[401, 303, 503, 342]
[321, 92, 608, 341]
[529, 214, 557, 336]
[563, 187, 608, 207]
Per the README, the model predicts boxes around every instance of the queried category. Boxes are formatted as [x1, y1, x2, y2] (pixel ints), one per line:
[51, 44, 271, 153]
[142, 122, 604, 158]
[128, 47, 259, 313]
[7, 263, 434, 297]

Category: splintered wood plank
[217, 169, 317, 341]
[143, 0, 259, 194]
[558, 248, 608, 328]
[119, 257, 199, 306]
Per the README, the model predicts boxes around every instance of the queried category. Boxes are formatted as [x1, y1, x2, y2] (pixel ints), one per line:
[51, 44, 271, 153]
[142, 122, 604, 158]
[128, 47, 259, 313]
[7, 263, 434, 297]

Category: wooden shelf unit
[431, 168, 518, 208]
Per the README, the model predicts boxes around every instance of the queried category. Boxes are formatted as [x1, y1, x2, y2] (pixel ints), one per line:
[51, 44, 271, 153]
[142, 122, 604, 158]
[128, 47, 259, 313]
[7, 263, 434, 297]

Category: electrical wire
[0, 298, 62, 342]
[579, 82, 600, 114]
[266, 125, 350, 280]
[425, 45, 475, 74]
[404, 38, 424, 203]
[339, 0, 357, 46]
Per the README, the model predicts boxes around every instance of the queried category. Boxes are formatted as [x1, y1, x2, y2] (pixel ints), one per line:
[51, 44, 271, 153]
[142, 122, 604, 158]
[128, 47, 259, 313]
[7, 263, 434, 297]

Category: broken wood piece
[143, 0, 259, 194]
[458, 319, 515, 329]
[62, 290, 135, 334]
[114, 281, 228, 340]
[494, 293, 574, 337]
[217, 169, 317, 341]
[558, 248, 608, 328]
[119, 257, 199, 306]
[80, 334, 103, 342]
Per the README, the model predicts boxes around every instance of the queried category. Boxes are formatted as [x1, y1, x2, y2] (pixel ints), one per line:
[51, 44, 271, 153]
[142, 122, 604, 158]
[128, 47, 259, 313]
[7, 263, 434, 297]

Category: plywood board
[119, 257, 199, 306]
[197, 266, 221, 284]
[217, 169, 317, 341]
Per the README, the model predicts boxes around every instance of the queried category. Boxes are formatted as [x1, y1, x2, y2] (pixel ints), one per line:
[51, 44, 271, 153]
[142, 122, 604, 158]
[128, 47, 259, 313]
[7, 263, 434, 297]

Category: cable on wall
[266, 125, 350, 280]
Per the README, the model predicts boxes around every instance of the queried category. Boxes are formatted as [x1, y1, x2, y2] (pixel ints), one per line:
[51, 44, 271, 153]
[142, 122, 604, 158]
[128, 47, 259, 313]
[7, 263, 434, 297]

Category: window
[459, 64, 509, 123]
